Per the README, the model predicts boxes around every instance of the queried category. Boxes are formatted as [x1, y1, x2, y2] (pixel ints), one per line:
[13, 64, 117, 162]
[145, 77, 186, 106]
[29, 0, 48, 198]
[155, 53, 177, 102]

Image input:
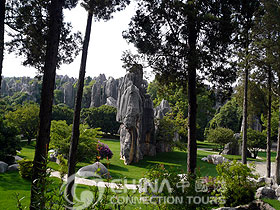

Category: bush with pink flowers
[96, 141, 113, 161]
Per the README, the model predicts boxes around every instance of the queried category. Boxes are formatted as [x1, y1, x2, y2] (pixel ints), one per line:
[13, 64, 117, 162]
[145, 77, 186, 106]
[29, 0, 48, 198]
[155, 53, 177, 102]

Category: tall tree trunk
[266, 68, 272, 177]
[30, 0, 63, 209]
[187, 14, 198, 174]
[241, 66, 248, 164]
[275, 84, 280, 183]
[0, 0, 5, 93]
[66, 11, 93, 203]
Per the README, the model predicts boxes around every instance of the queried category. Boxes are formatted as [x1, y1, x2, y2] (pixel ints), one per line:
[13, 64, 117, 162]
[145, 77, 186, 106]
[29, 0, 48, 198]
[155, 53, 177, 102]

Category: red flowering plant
[96, 141, 113, 161]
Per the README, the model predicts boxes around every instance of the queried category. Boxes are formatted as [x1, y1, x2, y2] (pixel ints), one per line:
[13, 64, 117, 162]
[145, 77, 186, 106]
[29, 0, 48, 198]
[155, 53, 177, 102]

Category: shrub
[52, 104, 74, 125]
[246, 128, 266, 159]
[5, 103, 39, 145]
[212, 161, 258, 207]
[155, 116, 176, 143]
[143, 164, 212, 210]
[0, 118, 21, 163]
[50, 120, 102, 163]
[81, 105, 120, 135]
[207, 97, 242, 133]
[96, 141, 113, 161]
[18, 159, 33, 180]
[206, 127, 235, 153]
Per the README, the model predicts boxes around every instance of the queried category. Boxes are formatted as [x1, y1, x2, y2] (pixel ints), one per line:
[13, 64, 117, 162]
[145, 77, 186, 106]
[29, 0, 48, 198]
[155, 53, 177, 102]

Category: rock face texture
[62, 82, 75, 108]
[1, 74, 121, 109]
[116, 65, 156, 165]
[154, 99, 171, 119]
[90, 74, 121, 108]
[0, 161, 8, 173]
[77, 162, 111, 179]
[154, 99, 174, 152]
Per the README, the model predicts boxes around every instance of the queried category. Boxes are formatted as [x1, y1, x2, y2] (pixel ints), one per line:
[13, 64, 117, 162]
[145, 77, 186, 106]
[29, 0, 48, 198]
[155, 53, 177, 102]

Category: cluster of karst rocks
[1, 65, 173, 165]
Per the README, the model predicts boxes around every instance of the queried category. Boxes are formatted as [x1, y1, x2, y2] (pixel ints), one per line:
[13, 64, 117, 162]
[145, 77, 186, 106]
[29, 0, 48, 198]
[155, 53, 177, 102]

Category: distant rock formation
[154, 99, 171, 119]
[0, 74, 122, 109]
[90, 74, 121, 108]
[116, 65, 156, 165]
[154, 99, 174, 152]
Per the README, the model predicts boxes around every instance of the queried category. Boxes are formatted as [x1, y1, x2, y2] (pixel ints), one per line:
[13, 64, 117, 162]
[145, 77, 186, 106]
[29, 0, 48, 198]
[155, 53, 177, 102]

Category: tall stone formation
[63, 82, 75, 108]
[90, 74, 120, 108]
[154, 99, 174, 152]
[116, 65, 156, 165]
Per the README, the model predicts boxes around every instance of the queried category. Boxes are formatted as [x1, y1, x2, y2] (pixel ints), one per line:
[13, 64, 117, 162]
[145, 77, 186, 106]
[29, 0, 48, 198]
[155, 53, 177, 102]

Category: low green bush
[50, 120, 102, 163]
[212, 160, 258, 207]
[143, 164, 212, 210]
[18, 159, 33, 180]
[206, 127, 235, 153]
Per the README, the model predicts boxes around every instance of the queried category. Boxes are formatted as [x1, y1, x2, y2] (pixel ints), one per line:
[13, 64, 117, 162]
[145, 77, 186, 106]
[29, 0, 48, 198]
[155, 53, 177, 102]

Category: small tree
[0, 118, 21, 164]
[5, 103, 39, 145]
[246, 128, 266, 159]
[206, 127, 235, 153]
[81, 105, 120, 135]
[52, 104, 73, 125]
[50, 120, 102, 162]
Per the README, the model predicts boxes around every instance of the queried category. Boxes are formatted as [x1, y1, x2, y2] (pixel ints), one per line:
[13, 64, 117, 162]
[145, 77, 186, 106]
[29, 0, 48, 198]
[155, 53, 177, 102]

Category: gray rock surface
[105, 97, 117, 108]
[213, 200, 276, 210]
[256, 187, 277, 199]
[63, 82, 75, 108]
[14, 155, 23, 162]
[0, 161, 8, 173]
[90, 74, 120, 108]
[222, 142, 240, 155]
[206, 155, 229, 165]
[7, 164, 19, 172]
[116, 65, 156, 165]
[154, 99, 171, 119]
[77, 162, 111, 179]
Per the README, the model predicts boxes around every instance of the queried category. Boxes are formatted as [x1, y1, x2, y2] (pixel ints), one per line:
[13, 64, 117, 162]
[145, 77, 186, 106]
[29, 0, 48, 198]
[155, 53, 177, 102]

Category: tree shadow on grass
[131, 151, 187, 170]
[106, 163, 129, 172]
[0, 171, 31, 191]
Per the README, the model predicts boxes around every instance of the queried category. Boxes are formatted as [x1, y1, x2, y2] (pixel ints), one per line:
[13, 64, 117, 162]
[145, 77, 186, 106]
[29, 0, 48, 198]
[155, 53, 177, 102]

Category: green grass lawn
[262, 198, 280, 209]
[0, 138, 217, 209]
[18, 139, 218, 182]
[3, 139, 278, 209]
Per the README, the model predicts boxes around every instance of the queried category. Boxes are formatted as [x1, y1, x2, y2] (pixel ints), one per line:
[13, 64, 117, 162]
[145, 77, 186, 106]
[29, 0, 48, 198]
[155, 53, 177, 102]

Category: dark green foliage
[5, 0, 82, 72]
[213, 161, 258, 207]
[208, 98, 242, 133]
[262, 104, 279, 142]
[5, 103, 40, 144]
[144, 164, 212, 210]
[81, 105, 120, 135]
[82, 79, 95, 108]
[235, 81, 267, 127]
[18, 159, 33, 180]
[155, 116, 176, 144]
[81, 0, 130, 21]
[50, 121, 102, 163]
[53, 89, 64, 105]
[206, 127, 235, 152]
[149, 80, 215, 141]
[52, 104, 74, 125]
[246, 128, 266, 159]
[0, 118, 21, 163]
